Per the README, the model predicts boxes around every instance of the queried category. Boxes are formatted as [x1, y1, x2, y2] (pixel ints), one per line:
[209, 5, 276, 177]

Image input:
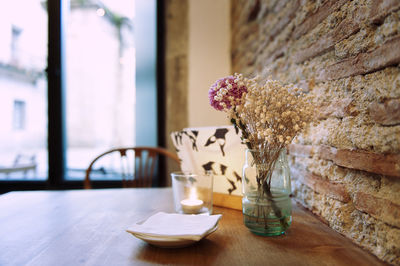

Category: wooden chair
[84, 146, 180, 189]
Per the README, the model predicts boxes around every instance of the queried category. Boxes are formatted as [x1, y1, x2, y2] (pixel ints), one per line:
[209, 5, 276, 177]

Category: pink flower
[208, 75, 247, 111]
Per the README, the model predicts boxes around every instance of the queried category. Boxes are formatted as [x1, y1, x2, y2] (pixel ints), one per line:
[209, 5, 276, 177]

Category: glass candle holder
[171, 171, 213, 215]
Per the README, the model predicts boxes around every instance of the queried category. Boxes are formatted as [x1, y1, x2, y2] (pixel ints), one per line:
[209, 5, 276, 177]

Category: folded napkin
[126, 212, 222, 241]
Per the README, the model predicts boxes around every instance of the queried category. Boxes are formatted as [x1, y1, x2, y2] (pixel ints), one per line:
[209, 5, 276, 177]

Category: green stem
[263, 183, 289, 231]
[256, 151, 289, 232]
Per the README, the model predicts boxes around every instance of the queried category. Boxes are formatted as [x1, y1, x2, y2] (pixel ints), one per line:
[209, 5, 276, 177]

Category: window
[0, 0, 160, 191]
[11, 25, 22, 64]
[13, 100, 26, 130]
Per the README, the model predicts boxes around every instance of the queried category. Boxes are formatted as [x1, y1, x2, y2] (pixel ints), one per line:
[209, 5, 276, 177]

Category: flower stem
[263, 184, 289, 231]
[254, 149, 289, 232]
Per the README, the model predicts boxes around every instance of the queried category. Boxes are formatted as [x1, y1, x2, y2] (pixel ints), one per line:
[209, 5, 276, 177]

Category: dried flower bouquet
[209, 73, 313, 231]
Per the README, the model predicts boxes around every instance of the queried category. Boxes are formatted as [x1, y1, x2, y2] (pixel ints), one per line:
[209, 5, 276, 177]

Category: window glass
[65, 0, 136, 180]
[0, 0, 48, 180]
[0, 0, 157, 184]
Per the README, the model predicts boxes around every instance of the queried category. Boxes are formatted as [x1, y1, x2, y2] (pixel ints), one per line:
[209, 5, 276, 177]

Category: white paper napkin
[126, 212, 222, 241]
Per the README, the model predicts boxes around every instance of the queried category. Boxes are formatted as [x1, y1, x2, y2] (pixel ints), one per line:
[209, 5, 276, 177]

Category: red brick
[354, 192, 400, 228]
[318, 145, 400, 177]
[370, 0, 400, 24]
[294, 18, 360, 63]
[318, 35, 400, 81]
[369, 98, 400, 126]
[291, 167, 351, 202]
[289, 144, 400, 177]
[246, 0, 261, 22]
[292, 0, 348, 40]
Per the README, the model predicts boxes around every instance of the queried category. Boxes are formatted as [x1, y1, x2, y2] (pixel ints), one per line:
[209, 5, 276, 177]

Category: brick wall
[231, 0, 400, 264]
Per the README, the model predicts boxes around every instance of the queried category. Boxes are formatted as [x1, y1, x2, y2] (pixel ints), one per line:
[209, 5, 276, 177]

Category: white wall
[188, 0, 231, 127]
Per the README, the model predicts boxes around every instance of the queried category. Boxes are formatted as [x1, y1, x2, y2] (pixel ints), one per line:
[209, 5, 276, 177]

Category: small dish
[128, 225, 218, 248]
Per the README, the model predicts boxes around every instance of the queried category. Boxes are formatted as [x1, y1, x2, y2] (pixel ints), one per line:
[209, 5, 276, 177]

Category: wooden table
[0, 188, 384, 266]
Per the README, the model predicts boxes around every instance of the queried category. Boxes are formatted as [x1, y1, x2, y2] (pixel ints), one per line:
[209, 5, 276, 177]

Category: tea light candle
[181, 187, 203, 214]
[181, 198, 204, 214]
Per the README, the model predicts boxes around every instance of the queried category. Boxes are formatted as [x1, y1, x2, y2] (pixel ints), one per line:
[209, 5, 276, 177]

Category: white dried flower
[210, 74, 314, 161]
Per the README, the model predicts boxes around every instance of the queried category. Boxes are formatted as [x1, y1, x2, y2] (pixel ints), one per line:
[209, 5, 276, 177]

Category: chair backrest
[84, 146, 180, 189]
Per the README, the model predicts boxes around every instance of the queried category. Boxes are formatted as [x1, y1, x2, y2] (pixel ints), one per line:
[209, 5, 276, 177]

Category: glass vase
[242, 148, 292, 236]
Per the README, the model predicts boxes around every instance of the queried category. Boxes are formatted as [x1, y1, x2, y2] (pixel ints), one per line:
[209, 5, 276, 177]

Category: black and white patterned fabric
[171, 126, 246, 196]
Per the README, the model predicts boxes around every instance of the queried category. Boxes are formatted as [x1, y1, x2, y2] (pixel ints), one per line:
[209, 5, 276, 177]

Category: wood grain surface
[213, 192, 242, 210]
[0, 188, 385, 266]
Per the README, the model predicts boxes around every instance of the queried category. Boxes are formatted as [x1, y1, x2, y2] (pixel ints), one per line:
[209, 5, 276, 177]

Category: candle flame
[189, 187, 198, 200]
